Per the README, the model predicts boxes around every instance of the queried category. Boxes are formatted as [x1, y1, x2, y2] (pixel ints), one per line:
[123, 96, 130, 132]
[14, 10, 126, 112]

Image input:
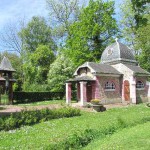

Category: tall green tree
[66, 0, 118, 67]
[131, 0, 149, 28]
[120, 0, 137, 47]
[135, 23, 150, 72]
[19, 16, 56, 90]
[19, 16, 56, 53]
[47, 53, 74, 92]
[46, 0, 81, 43]
[23, 44, 55, 91]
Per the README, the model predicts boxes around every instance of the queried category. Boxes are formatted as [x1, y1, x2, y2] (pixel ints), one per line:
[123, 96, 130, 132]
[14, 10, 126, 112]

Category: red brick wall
[92, 76, 122, 104]
[136, 77, 148, 103]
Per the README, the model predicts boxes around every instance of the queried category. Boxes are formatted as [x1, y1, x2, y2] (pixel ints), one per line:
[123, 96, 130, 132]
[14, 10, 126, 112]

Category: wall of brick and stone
[136, 77, 149, 103]
[91, 76, 122, 104]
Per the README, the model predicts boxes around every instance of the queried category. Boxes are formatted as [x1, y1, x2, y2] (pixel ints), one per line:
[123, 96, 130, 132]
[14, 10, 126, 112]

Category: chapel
[66, 39, 150, 106]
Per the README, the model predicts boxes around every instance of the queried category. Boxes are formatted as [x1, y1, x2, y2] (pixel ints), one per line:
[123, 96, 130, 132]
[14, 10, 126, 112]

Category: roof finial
[115, 38, 118, 42]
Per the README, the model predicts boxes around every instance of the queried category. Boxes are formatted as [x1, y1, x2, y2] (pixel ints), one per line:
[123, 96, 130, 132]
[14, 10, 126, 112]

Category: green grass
[14, 100, 65, 106]
[0, 94, 9, 104]
[0, 104, 149, 150]
[84, 122, 150, 150]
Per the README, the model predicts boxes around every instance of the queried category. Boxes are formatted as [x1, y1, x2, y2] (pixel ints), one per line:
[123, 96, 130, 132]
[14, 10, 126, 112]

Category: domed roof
[101, 39, 137, 65]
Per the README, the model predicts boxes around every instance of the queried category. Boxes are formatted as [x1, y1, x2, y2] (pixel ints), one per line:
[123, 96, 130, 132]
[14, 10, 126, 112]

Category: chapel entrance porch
[66, 77, 95, 106]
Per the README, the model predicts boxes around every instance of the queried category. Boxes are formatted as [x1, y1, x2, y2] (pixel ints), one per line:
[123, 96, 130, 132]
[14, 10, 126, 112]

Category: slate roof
[67, 76, 95, 82]
[0, 77, 6, 81]
[101, 40, 137, 65]
[74, 62, 122, 75]
[124, 64, 150, 76]
[0, 57, 15, 72]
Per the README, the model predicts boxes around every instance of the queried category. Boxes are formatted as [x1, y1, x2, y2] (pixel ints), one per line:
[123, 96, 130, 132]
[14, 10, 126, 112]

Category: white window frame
[136, 81, 145, 90]
[104, 81, 115, 91]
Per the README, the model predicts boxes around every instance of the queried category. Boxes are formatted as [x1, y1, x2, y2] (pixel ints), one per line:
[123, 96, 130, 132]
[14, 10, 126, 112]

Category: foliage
[66, 0, 118, 67]
[131, 0, 149, 28]
[19, 16, 56, 53]
[13, 91, 65, 103]
[23, 44, 55, 87]
[46, 0, 81, 43]
[47, 53, 74, 92]
[0, 107, 81, 131]
[0, 104, 150, 149]
[120, 0, 137, 47]
[90, 99, 101, 105]
[135, 24, 150, 72]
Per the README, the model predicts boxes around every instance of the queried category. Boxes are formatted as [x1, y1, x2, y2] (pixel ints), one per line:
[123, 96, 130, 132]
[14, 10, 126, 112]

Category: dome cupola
[101, 39, 137, 65]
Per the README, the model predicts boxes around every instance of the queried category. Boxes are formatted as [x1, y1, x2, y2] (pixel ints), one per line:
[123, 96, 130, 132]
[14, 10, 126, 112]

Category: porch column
[66, 82, 72, 104]
[130, 76, 136, 104]
[146, 81, 150, 101]
[77, 83, 80, 101]
[80, 81, 87, 106]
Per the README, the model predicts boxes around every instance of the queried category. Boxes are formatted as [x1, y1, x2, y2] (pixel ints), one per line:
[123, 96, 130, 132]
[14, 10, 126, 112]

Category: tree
[47, 53, 74, 92]
[135, 24, 150, 72]
[46, 0, 81, 42]
[19, 16, 56, 53]
[0, 18, 25, 54]
[66, 0, 118, 67]
[131, 0, 149, 28]
[120, 0, 137, 47]
[23, 44, 55, 91]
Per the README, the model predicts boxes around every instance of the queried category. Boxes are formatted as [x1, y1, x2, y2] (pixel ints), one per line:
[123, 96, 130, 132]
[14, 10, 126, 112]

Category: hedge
[13, 92, 65, 103]
[0, 107, 81, 131]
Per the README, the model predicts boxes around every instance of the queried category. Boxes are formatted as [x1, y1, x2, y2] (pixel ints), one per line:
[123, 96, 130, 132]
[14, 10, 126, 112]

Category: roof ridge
[116, 39, 121, 59]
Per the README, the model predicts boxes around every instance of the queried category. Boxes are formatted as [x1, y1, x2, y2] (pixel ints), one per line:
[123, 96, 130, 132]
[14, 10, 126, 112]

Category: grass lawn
[0, 104, 149, 150]
[84, 122, 150, 150]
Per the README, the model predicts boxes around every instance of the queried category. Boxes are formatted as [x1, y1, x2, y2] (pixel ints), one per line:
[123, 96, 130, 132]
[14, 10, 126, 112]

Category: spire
[0, 56, 15, 72]
[115, 38, 118, 43]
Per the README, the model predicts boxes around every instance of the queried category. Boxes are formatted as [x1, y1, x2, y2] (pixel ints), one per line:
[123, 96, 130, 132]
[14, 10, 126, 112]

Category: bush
[13, 91, 65, 103]
[0, 107, 81, 131]
[91, 99, 101, 105]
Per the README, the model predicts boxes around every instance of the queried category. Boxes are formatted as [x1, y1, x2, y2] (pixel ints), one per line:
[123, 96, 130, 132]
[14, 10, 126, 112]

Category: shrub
[13, 91, 65, 103]
[0, 107, 81, 131]
[146, 102, 150, 107]
[91, 99, 101, 105]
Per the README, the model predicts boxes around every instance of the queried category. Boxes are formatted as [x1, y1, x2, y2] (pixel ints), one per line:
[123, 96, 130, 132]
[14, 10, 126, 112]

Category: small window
[136, 81, 144, 89]
[107, 48, 113, 56]
[105, 81, 115, 90]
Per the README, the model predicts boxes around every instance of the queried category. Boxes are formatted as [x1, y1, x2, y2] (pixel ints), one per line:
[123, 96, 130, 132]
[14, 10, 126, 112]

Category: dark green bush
[0, 107, 81, 131]
[13, 92, 65, 103]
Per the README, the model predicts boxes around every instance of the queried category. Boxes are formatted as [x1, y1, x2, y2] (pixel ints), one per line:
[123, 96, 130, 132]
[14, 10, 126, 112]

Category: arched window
[105, 81, 115, 90]
[136, 81, 144, 89]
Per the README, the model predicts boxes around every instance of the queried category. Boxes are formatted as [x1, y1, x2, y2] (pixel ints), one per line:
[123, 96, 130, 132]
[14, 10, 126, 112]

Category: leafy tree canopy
[48, 53, 74, 92]
[19, 16, 56, 53]
[66, 0, 118, 67]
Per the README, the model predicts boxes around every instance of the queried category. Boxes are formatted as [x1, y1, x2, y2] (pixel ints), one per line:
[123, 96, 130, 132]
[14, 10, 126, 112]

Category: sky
[0, 0, 122, 52]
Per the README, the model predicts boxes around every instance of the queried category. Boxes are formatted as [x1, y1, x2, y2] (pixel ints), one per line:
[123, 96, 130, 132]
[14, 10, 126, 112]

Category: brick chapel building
[66, 39, 150, 106]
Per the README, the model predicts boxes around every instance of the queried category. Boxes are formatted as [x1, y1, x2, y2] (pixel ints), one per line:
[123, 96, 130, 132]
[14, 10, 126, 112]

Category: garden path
[0, 102, 128, 116]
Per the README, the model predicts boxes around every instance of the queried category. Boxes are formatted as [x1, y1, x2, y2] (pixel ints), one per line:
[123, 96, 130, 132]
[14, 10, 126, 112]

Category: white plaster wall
[78, 68, 94, 78]
[111, 63, 134, 81]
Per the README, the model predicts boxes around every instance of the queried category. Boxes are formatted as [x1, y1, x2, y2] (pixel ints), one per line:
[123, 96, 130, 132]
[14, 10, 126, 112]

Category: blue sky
[0, 0, 122, 51]
[0, 0, 48, 29]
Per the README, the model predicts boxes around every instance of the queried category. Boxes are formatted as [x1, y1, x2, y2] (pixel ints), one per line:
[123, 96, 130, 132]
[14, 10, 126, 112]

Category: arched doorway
[124, 80, 130, 101]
